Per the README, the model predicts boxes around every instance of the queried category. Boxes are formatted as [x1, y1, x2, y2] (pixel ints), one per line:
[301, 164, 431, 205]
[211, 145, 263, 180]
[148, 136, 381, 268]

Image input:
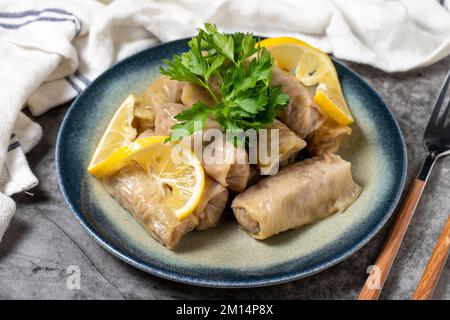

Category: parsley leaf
[160, 23, 289, 143]
[166, 102, 212, 142]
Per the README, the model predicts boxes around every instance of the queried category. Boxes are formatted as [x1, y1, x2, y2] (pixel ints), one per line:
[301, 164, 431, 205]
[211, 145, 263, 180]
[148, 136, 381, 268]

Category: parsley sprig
[160, 23, 289, 143]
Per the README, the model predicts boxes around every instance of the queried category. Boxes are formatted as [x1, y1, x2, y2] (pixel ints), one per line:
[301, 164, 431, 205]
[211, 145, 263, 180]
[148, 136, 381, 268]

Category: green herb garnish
[160, 23, 289, 143]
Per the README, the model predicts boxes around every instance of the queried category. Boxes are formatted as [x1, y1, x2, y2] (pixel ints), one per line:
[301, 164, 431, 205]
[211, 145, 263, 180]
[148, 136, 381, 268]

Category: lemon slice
[91, 136, 205, 220]
[125, 137, 205, 220]
[260, 37, 353, 125]
[88, 94, 137, 176]
[314, 84, 353, 126]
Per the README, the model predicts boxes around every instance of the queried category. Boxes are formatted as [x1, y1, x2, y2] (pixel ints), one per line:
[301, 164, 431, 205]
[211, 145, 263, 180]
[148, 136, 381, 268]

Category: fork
[358, 70, 450, 300]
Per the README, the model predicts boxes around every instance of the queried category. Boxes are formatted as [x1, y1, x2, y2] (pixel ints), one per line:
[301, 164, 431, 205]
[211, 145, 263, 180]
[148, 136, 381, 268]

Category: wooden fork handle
[358, 179, 426, 300]
[413, 215, 450, 300]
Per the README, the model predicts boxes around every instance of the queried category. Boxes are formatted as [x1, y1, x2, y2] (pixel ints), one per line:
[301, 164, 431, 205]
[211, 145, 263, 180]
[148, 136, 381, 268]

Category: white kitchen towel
[0, 0, 450, 242]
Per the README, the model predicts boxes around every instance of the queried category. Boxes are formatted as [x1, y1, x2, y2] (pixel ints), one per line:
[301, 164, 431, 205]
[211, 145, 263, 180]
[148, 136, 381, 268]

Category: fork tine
[429, 70, 450, 126]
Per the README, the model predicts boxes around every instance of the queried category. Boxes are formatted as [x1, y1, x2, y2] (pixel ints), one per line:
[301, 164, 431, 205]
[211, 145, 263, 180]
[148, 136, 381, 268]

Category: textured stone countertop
[0, 57, 449, 300]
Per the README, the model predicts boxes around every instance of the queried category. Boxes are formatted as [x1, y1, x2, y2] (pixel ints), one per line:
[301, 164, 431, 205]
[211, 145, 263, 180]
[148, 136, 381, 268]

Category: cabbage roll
[257, 120, 306, 174]
[154, 103, 251, 192]
[154, 103, 188, 135]
[103, 165, 228, 249]
[232, 153, 361, 239]
[181, 82, 215, 107]
[271, 65, 326, 138]
[133, 76, 185, 133]
[134, 104, 155, 133]
[247, 165, 262, 186]
[136, 129, 157, 139]
[154, 102, 220, 136]
[195, 176, 229, 230]
[102, 163, 197, 249]
[306, 119, 351, 156]
[137, 76, 185, 109]
[201, 137, 250, 192]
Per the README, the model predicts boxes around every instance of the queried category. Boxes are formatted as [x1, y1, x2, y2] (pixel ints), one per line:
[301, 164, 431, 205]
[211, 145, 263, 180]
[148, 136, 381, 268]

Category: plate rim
[56, 38, 407, 288]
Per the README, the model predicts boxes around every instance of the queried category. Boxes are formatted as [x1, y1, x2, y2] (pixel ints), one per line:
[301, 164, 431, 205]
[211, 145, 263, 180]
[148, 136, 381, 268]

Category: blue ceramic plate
[56, 38, 406, 287]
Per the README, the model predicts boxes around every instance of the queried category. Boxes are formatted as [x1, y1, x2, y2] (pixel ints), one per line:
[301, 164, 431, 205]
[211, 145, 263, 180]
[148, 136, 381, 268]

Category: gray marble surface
[0, 57, 449, 300]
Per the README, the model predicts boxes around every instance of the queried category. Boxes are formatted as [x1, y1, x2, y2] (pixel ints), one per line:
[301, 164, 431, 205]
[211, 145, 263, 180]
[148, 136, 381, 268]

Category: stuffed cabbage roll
[232, 153, 361, 239]
[181, 82, 215, 107]
[195, 176, 229, 230]
[271, 65, 326, 138]
[247, 165, 262, 186]
[136, 129, 157, 139]
[102, 163, 197, 249]
[134, 104, 155, 133]
[201, 137, 250, 192]
[137, 76, 185, 109]
[133, 76, 185, 133]
[154, 102, 220, 136]
[103, 165, 228, 249]
[257, 120, 306, 174]
[154, 103, 251, 192]
[154, 103, 188, 135]
[306, 119, 351, 156]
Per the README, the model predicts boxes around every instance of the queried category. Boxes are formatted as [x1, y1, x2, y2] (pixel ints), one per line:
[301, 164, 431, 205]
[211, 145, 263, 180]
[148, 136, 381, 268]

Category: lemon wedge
[259, 37, 353, 125]
[87, 94, 137, 176]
